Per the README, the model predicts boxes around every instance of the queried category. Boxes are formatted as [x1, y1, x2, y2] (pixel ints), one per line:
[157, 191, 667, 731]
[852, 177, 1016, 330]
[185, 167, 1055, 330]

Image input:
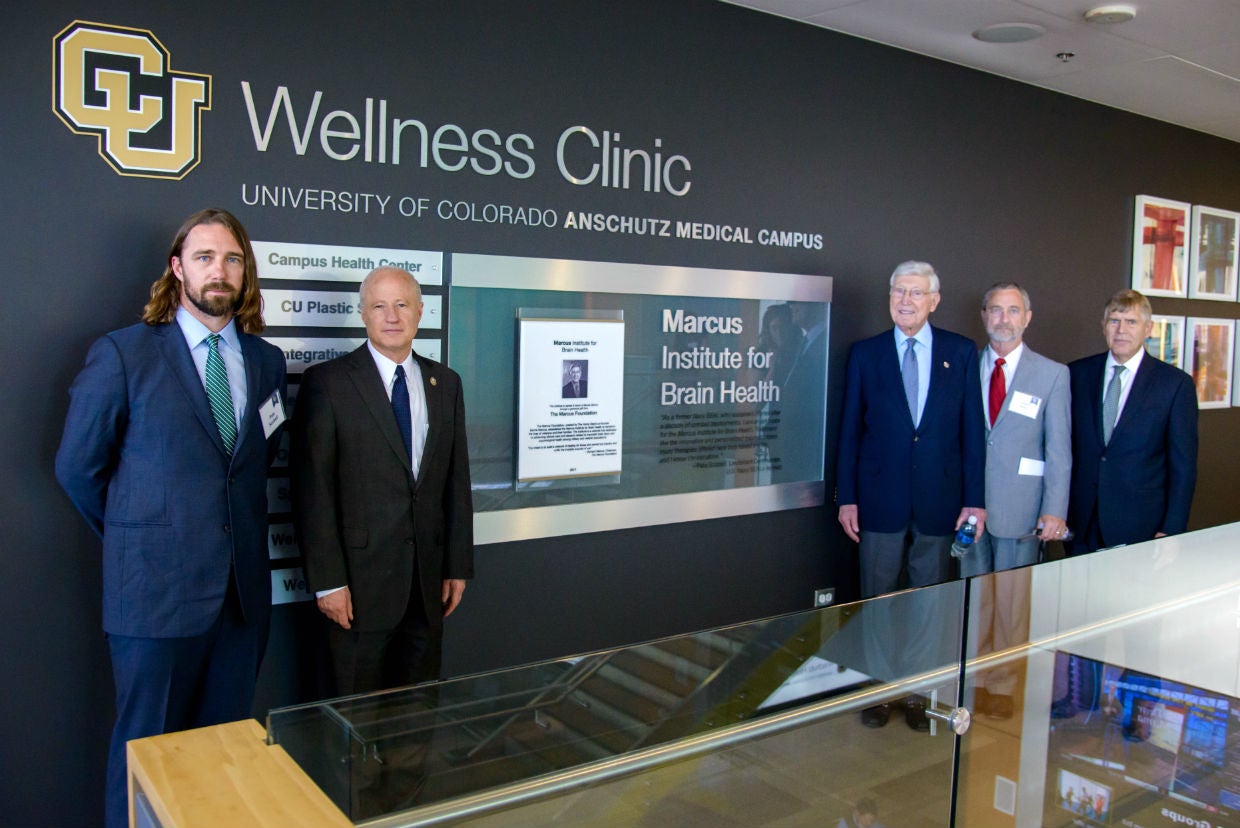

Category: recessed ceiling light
[1084, 4, 1136, 24]
[973, 23, 1047, 44]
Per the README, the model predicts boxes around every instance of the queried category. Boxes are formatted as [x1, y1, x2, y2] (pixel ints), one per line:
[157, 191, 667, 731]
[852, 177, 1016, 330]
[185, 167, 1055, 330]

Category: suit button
[223, 524, 231, 533]
[913, 436, 919, 442]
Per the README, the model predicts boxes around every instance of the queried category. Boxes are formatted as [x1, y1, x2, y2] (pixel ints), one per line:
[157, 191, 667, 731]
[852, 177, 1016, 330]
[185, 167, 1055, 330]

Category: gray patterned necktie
[1102, 364, 1124, 444]
[205, 333, 238, 454]
[902, 337, 919, 425]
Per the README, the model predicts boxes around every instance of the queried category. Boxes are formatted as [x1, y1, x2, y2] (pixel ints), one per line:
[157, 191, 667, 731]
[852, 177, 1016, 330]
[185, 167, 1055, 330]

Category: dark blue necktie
[392, 365, 413, 462]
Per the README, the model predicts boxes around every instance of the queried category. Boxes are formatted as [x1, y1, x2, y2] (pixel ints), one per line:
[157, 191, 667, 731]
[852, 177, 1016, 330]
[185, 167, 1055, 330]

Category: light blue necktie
[902, 338, 919, 425]
[204, 333, 237, 455]
[1102, 364, 1124, 444]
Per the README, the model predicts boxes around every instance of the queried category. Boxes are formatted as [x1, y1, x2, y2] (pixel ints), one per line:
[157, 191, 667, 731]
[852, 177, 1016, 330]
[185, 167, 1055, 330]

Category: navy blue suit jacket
[836, 325, 986, 535]
[56, 322, 287, 638]
[1068, 351, 1198, 547]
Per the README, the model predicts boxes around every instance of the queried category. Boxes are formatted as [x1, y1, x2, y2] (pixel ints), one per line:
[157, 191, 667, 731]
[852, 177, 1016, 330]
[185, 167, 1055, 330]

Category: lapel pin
[430, 376, 437, 386]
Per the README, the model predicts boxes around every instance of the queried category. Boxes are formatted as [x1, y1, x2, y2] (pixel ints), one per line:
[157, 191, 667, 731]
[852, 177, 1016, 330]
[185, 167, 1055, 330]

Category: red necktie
[988, 358, 1006, 426]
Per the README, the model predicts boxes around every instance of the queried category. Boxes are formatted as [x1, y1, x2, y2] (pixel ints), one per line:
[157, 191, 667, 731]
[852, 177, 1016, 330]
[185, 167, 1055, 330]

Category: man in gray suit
[963, 283, 1071, 718]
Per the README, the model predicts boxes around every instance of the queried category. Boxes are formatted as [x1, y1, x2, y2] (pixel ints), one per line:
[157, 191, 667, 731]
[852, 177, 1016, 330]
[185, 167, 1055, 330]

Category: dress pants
[961, 532, 1037, 697]
[327, 585, 440, 697]
[105, 583, 265, 828]
[856, 526, 955, 683]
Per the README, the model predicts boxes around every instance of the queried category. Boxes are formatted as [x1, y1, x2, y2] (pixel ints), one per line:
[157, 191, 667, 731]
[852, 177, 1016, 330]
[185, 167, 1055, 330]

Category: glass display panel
[268, 581, 966, 825]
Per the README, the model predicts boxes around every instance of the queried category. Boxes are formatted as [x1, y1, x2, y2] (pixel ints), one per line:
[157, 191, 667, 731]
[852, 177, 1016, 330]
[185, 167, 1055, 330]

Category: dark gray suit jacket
[290, 344, 473, 632]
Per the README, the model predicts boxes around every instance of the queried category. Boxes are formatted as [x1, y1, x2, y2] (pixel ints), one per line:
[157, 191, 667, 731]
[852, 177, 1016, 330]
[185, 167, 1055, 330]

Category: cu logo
[52, 21, 211, 179]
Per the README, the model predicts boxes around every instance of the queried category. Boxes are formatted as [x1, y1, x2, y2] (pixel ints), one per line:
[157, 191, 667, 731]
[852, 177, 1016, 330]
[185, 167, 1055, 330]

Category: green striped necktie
[205, 333, 238, 454]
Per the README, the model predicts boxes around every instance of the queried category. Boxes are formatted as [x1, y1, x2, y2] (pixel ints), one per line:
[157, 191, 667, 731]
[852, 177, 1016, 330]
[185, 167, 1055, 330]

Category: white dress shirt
[367, 342, 428, 479]
[1104, 347, 1145, 427]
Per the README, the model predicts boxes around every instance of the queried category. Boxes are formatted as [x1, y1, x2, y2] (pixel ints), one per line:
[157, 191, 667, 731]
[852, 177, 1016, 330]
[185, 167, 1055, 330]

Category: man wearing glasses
[836, 260, 986, 729]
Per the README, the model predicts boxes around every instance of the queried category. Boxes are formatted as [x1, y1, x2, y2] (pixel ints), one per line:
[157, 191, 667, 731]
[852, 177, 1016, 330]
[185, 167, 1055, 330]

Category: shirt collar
[895, 323, 933, 351]
[1106, 346, 1145, 374]
[985, 342, 1023, 371]
[367, 341, 416, 387]
[176, 306, 239, 351]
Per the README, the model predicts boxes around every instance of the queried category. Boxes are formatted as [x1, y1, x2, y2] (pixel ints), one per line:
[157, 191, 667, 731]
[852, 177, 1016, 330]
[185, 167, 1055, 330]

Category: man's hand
[1037, 514, 1069, 541]
[442, 579, 466, 617]
[317, 587, 353, 629]
[838, 504, 860, 543]
[956, 507, 987, 539]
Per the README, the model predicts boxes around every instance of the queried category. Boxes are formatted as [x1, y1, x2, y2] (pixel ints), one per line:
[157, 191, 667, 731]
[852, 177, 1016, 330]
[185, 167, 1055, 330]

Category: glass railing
[958, 523, 1240, 828]
[266, 522, 1240, 827]
[268, 579, 969, 827]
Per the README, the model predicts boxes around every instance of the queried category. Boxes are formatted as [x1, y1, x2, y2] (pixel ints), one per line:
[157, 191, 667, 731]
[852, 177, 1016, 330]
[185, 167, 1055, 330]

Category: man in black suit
[562, 362, 588, 398]
[1067, 289, 1198, 553]
[290, 266, 473, 694]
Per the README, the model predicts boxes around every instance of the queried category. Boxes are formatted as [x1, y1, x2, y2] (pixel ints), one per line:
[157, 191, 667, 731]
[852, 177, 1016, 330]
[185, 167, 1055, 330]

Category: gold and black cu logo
[53, 21, 211, 180]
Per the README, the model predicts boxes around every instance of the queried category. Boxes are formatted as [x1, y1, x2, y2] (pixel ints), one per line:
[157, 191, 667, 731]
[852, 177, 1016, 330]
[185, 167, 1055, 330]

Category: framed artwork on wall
[1133, 195, 1191, 298]
[1146, 315, 1185, 369]
[1188, 205, 1240, 301]
[1187, 317, 1234, 409]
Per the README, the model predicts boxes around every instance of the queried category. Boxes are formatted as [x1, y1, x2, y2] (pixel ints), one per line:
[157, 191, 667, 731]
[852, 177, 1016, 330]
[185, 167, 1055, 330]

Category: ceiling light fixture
[973, 22, 1047, 43]
[1084, 4, 1136, 24]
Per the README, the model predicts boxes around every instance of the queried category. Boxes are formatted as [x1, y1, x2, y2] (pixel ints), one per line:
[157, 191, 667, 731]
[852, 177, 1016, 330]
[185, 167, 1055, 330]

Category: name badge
[1009, 391, 1042, 419]
[260, 390, 287, 438]
[1018, 457, 1045, 477]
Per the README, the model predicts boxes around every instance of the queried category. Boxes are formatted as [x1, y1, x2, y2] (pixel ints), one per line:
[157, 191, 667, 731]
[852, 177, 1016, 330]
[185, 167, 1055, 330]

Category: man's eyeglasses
[891, 287, 933, 300]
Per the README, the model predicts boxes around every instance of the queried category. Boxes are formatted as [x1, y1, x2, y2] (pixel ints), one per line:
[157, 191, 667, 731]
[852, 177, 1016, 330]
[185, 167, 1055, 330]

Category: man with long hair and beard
[56, 208, 287, 828]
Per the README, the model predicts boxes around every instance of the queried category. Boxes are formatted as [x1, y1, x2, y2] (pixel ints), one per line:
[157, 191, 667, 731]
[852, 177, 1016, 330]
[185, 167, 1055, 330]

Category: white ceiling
[726, 0, 1240, 144]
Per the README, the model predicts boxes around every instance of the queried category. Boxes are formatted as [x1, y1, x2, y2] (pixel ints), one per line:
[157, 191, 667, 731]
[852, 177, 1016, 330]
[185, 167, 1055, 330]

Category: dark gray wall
[4, 2, 1239, 825]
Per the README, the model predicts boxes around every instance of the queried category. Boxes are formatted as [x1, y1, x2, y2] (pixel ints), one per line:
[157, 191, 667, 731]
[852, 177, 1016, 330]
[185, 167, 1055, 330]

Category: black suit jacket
[1068, 351, 1198, 548]
[290, 345, 473, 632]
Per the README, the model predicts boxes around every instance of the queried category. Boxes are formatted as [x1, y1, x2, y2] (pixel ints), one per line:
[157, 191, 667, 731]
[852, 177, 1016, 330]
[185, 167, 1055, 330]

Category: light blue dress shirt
[176, 306, 247, 432]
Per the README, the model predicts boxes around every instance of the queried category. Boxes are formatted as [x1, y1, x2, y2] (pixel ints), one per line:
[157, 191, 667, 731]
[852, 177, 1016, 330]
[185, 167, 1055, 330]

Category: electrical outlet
[813, 587, 835, 607]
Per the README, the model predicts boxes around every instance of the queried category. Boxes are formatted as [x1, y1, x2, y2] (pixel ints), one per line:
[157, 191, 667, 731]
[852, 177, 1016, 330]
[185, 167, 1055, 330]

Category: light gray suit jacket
[982, 346, 1072, 538]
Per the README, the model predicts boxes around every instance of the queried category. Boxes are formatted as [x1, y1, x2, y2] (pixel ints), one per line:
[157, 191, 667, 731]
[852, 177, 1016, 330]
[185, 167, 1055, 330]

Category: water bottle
[950, 515, 978, 558]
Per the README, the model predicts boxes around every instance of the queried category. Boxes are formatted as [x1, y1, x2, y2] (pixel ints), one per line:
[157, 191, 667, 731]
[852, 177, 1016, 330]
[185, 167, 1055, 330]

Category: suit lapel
[415, 352, 443, 488]
[233, 332, 264, 457]
[991, 350, 1030, 430]
[1085, 354, 1106, 446]
[923, 327, 950, 432]
[154, 324, 230, 457]
[346, 345, 411, 472]
[1110, 355, 1153, 444]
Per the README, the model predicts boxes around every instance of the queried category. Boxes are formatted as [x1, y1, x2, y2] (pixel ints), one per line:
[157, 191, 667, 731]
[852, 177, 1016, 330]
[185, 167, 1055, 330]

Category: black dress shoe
[861, 703, 891, 728]
[904, 696, 931, 732]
